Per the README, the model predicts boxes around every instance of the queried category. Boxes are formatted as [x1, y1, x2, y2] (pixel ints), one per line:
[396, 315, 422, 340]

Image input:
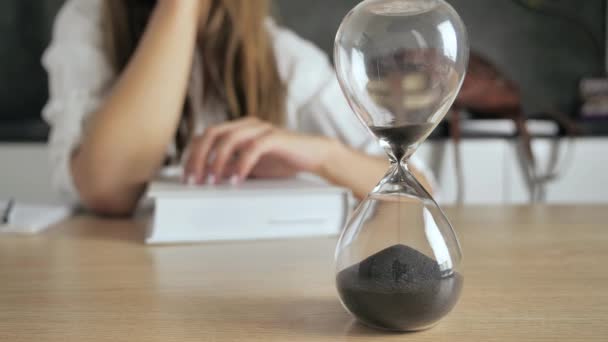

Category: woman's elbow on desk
[80, 193, 137, 218]
[76, 183, 141, 218]
[70, 154, 144, 217]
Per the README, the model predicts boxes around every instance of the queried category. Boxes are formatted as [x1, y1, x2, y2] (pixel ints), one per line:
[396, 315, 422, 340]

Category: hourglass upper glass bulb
[335, 0, 469, 161]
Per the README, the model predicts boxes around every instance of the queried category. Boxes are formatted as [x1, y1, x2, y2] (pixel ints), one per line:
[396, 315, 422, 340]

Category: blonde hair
[103, 0, 286, 152]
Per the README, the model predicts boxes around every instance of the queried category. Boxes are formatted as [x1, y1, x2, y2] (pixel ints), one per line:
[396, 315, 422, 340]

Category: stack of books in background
[581, 78, 608, 119]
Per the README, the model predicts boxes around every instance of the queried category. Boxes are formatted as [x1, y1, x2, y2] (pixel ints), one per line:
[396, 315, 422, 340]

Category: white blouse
[42, 0, 433, 204]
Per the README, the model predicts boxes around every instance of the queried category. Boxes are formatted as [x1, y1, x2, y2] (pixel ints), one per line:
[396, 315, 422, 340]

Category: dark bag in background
[447, 52, 578, 203]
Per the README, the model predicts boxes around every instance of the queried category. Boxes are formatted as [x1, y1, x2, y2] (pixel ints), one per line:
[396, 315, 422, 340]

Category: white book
[146, 175, 352, 244]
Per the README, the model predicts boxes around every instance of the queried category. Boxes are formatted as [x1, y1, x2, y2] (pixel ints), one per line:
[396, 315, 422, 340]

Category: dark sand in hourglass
[336, 244, 463, 331]
[371, 123, 436, 148]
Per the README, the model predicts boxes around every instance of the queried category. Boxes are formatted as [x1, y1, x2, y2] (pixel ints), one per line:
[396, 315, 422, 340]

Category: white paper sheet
[0, 201, 71, 234]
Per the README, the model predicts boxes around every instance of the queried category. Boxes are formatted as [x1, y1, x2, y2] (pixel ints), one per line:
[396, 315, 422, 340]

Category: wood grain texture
[1, 206, 607, 341]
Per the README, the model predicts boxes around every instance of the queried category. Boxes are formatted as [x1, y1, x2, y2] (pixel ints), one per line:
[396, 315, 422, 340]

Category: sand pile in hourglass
[336, 244, 463, 331]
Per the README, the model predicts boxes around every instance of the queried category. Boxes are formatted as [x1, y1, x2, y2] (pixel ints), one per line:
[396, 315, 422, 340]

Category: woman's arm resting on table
[72, 1, 207, 216]
[183, 117, 433, 199]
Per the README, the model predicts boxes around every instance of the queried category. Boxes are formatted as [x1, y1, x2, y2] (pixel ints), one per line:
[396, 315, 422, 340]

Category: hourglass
[334, 0, 469, 332]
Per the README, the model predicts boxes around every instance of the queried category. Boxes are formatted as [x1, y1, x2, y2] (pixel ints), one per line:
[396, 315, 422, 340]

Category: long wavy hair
[102, 0, 286, 153]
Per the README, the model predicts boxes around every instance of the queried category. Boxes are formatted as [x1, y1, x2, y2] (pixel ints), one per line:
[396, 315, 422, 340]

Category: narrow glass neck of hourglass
[373, 160, 432, 201]
[386, 144, 418, 165]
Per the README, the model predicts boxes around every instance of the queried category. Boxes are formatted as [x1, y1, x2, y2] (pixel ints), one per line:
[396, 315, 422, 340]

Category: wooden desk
[1, 206, 607, 341]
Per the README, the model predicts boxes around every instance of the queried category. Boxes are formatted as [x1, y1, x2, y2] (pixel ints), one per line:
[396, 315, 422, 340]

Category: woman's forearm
[73, 1, 202, 214]
[319, 141, 432, 200]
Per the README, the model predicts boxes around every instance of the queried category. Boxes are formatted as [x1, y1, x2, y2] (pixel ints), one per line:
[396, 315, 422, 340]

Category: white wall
[1, 139, 607, 205]
[530, 139, 608, 203]
[0, 144, 59, 203]
[416, 138, 608, 204]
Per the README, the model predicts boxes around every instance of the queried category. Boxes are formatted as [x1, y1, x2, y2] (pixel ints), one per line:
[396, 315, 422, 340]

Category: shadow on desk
[47, 215, 149, 245]
[164, 295, 411, 337]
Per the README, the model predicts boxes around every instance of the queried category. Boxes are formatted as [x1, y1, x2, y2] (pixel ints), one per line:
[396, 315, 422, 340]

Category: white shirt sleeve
[270, 23, 438, 191]
[41, 0, 114, 204]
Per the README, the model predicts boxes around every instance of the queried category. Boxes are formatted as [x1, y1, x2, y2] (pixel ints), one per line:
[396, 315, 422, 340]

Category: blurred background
[0, 0, 606, 204]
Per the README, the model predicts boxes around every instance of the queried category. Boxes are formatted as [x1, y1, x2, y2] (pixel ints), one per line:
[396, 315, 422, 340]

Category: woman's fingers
[184, 118, 253, 184]
[184, 117, 329, 185]
[209, 123, 273, 181]
[187, 125, 333, 184]
[184, 118, 260, 184]
[184, 127, 219, 184]
[235, 134, 280, 181]
[235, 132, 332, 182]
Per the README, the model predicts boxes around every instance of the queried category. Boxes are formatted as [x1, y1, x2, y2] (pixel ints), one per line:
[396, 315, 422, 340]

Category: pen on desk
[2, 199, 15, 224]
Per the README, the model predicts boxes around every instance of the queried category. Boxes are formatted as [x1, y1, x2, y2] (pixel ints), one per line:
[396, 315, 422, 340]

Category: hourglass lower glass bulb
[333, 0, 469, 332]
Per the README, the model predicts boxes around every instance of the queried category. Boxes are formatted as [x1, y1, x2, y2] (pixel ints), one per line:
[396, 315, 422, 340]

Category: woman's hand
[183, 117, 337, 185]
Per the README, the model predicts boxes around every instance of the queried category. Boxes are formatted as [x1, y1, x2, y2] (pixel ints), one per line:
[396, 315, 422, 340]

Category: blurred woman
[43, 0, 434, 216]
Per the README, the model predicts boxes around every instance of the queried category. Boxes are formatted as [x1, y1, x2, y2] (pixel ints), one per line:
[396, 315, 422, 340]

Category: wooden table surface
[1, 206, 607, 341]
